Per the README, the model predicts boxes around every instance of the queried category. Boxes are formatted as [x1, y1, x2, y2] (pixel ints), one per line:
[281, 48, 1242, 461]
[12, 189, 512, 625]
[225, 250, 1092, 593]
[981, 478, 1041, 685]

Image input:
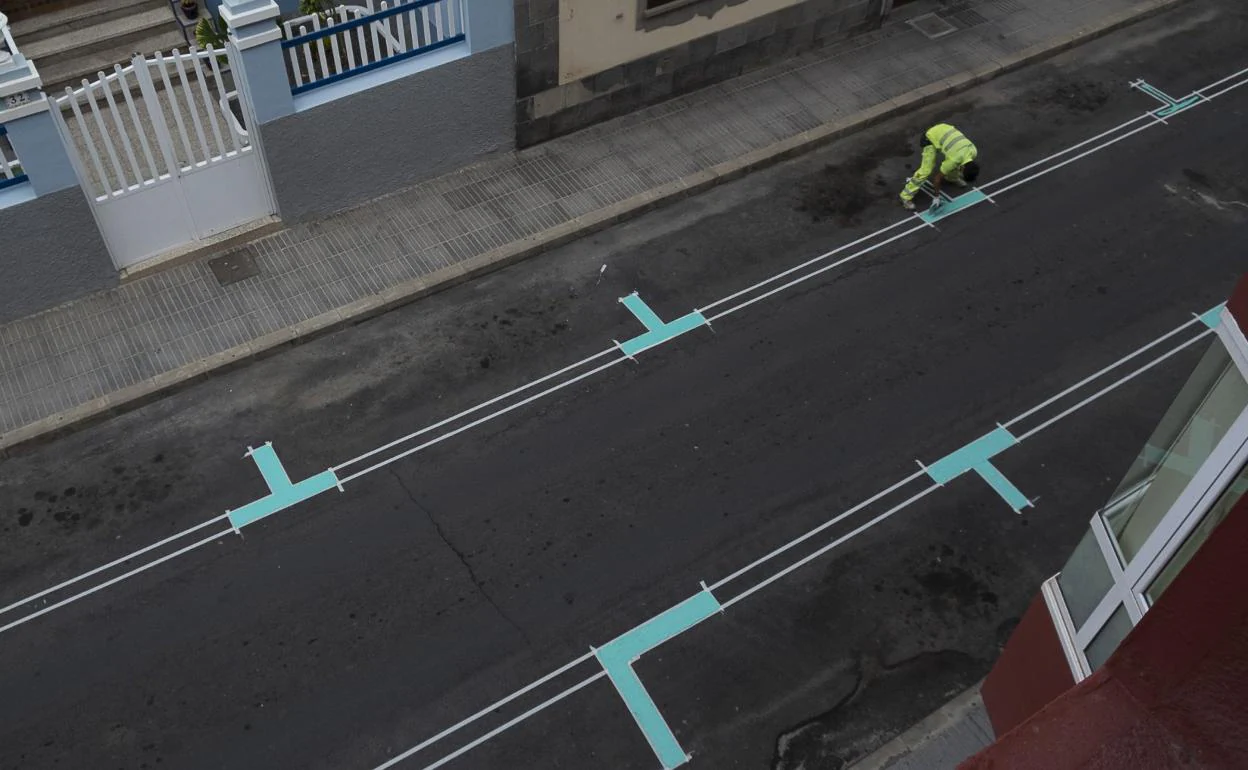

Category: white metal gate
[53, 45, 275, 270]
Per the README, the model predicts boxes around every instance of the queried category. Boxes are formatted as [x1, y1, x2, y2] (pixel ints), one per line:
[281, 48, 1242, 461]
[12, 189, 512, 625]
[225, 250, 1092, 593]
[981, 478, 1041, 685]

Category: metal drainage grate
[950, 9, 989, 28]
[208, 247, 261, 287]
[908, 12, 959, 40]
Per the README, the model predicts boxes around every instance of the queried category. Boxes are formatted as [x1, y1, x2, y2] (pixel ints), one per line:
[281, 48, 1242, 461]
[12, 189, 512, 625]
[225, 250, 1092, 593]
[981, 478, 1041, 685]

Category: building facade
[1, 0, 907, 322]
[975, 273, 1248, 754]
[512, 0, 882, 146]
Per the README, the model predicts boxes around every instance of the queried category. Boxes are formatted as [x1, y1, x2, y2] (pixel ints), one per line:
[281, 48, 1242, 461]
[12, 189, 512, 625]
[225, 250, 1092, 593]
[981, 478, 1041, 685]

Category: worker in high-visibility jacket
[900, 124, 980, 210]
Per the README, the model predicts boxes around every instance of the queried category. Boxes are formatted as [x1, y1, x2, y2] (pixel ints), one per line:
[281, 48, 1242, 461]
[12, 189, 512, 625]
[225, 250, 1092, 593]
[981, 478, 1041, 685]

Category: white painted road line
[0, 528, 233, 635]
[376, 672, 610, 770]
[0, 513, 230, 619]
[372, 651, 597, 770]
[337, 354, 632, 484]
[3, 64, 1244, 647]
[695, 218, 917, 315]
[1003, 315, 1204, 429]
[1015, 329, 1215, 441]
[708, 469, 929, 592]
[331, 347, 621, 474]
[371, 314, 1215, 770]
[703, 224, 930, 324]
[720, 483, 945, 609]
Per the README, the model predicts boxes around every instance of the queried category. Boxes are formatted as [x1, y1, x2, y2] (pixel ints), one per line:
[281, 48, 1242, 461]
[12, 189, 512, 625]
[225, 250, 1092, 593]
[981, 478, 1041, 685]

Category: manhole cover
[909, 13, 958, 40]
[208, 247, 261, 286]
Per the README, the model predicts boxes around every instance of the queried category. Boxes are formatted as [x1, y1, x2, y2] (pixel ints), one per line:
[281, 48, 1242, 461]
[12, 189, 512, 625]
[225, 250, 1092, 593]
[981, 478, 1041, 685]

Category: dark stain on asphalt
[1029, 77, 1110, 113]
[771, 649, 982, 770]
[794, 131, 913, 224]
[1183, 167, 1213, 188]
[917, 564, 994, 610]
[10, 460, 187, 536]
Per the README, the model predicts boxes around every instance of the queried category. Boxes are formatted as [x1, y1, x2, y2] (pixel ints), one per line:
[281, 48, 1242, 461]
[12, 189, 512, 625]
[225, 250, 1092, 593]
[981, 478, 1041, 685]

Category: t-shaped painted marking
[922, 427, 1032, 513]
[1133, 79, 1178, 107]
[616, 292, 709, 358]
[595, 589, 722, 769]
[1131, 79, 1203, 118]
[919, 189, 989, 224]
[1156, 95, 1202, 117]
[226, 442, 341, 530]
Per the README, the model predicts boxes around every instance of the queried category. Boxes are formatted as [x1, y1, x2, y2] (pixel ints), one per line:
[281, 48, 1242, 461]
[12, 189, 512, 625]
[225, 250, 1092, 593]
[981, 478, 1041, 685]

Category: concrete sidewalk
[0, 0, 1184, 451]
[847, 685, 993, 770]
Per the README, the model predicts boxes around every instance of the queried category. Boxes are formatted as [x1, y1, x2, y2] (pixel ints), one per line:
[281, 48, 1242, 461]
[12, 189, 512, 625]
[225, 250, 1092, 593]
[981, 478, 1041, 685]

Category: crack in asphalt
[771, 658, 865, 770]
[388, 469, 532, 646]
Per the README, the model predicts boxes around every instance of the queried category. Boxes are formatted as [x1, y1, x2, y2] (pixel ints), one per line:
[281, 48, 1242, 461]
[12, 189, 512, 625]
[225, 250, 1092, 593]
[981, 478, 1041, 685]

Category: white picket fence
[56, 46, 249, 200]
[281, 0, 464, 93]
[1, 12, 30, 191]
[52, 45, 274, 269]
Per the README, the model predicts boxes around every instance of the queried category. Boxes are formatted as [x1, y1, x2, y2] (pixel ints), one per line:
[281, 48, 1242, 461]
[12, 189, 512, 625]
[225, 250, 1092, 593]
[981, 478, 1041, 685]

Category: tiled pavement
[0, 0, 1179, 446]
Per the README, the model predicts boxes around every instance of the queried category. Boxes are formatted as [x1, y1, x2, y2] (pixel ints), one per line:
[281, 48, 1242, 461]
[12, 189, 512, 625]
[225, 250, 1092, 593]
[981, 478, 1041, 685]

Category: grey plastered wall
[0, 187, 116, 324]
[260, 43, 516, 223]
[515, 0, 881, 147]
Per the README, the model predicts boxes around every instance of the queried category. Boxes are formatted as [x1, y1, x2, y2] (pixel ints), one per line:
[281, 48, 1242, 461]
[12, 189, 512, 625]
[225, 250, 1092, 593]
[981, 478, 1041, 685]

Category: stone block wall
[513, 0, 881, 147]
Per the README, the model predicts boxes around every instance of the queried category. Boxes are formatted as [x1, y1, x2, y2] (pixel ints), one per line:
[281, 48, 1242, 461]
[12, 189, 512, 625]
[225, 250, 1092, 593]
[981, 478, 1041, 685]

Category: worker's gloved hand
[928, 198, 944, 212]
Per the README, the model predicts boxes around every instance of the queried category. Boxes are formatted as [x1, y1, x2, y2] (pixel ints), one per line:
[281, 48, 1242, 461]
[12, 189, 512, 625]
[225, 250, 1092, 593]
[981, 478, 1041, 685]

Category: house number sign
[4, 90, 34, 109]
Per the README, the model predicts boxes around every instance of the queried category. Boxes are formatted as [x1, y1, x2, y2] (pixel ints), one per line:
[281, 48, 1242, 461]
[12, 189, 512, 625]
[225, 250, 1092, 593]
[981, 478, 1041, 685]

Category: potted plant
[180, 0, 199, 21]
[195, 13, 227, 50]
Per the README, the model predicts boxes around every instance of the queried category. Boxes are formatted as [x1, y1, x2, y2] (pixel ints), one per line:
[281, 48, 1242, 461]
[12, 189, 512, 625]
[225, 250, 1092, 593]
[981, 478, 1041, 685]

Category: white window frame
[1050, 313, 1248, 678]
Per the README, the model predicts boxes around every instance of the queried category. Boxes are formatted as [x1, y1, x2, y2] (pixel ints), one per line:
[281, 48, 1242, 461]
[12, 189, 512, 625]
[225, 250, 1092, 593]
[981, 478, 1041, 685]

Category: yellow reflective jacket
[917, 123, 978, 179]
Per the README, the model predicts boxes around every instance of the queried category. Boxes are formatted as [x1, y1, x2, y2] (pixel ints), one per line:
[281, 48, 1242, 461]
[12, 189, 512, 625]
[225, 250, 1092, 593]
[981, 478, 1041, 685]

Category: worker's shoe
[901, 198, 916, 211]
[949, 177, 969, 188]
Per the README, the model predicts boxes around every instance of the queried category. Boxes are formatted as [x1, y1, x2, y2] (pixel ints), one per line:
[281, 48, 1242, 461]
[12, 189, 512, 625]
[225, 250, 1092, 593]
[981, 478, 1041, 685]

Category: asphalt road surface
[2, 2, 1247, 768]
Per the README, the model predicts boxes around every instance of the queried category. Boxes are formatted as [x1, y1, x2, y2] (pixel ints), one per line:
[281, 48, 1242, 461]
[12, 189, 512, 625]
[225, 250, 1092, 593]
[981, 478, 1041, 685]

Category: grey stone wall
[261, 43, 517, 223]
[514, 0, 881, 147]
[0, 186, 116, 324]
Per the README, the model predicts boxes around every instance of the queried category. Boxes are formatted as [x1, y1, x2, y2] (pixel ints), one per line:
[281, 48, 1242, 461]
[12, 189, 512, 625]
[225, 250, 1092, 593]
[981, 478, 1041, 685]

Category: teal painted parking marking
[919, 189, 989, 224]
[923, 427, 1031, 513]
[596, 589, 722, 769]
[1157, 95, 1202, 117]
[227, 443, 341, 530]
[621, 292, 667, 331]
[1198, 304, 1226, 329]
[1133, 80, 1176, 107]
[1132, 79, 1203, 118]
[975, 462, 1031, 512]
[617, 292, 709, 358]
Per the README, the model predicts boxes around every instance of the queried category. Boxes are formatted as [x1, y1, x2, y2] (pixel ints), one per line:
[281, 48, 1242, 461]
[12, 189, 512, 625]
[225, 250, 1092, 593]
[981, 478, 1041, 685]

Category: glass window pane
[1147, 462, 1248, 602]
[1085, 604, 1133, 670]
[1107, 342, 1231, 502]
[1058, 528, 1114, 628]
[1104, 343, 1248, 563]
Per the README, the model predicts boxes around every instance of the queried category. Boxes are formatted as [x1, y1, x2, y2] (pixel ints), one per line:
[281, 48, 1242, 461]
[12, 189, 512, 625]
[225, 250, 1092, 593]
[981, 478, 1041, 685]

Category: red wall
[979, 592, 1075, 736]
[1227, 273, 1248, 336]
[962, 492, 1248, 769]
